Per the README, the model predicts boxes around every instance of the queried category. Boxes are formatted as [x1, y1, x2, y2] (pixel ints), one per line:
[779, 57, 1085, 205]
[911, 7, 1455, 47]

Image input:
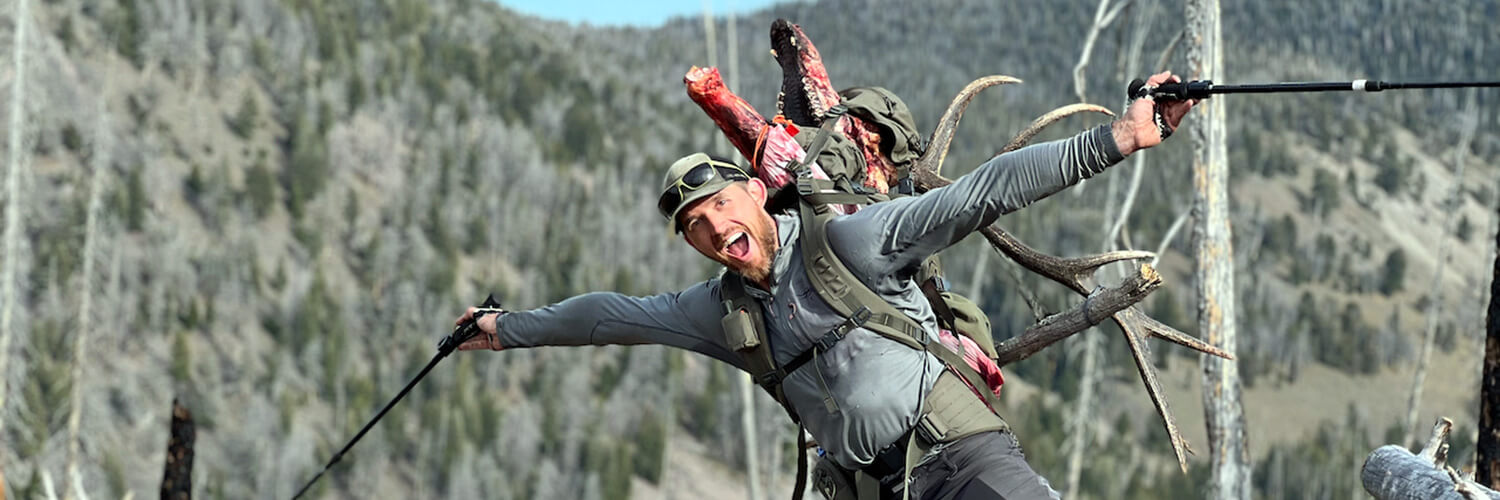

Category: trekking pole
[1128, 78, 1500, 101]
[290, 294, 502, 499]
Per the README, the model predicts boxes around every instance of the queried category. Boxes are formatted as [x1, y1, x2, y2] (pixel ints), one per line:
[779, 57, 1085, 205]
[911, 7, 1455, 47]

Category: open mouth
[723, 231, 752, 261]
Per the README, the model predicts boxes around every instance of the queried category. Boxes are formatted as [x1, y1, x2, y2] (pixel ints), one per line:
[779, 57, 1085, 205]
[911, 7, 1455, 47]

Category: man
[455, 72, 1197, 499]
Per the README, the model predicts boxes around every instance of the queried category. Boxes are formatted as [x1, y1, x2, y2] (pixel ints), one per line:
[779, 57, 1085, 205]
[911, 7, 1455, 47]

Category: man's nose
[705, 212, 734, 234]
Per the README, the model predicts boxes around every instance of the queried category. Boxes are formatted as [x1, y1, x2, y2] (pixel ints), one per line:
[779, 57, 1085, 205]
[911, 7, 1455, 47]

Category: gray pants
[894, 431, 1061, 500]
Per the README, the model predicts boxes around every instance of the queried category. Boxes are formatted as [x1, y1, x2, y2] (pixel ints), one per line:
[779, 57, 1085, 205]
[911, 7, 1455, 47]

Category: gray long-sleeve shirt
[496, 124, 1125, 469]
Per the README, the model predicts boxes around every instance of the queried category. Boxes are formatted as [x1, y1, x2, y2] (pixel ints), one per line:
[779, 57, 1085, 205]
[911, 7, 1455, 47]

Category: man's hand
[454, 306, 504, 351]
[1113, 71, 1198, 156]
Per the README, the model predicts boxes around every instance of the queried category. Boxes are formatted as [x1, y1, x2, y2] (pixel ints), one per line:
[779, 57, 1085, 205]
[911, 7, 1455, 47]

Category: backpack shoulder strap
[719, 274, 801, 422]
[796, 199, 929, 349]
[794, 200, 1009, 421]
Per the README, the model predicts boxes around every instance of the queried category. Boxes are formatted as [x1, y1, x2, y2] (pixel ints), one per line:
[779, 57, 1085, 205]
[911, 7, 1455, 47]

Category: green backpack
[771, 86, 999, 361]
[788, 86, 927, 195]
[726, 87, 1006, 500]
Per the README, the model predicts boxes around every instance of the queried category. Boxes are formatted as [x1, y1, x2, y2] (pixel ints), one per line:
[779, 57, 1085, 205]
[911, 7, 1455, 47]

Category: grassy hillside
[2, 0, 1495, 498]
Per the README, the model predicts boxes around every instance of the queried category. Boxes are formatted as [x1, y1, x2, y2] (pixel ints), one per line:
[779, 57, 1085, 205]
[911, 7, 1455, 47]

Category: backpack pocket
[722, 307, 762, 351]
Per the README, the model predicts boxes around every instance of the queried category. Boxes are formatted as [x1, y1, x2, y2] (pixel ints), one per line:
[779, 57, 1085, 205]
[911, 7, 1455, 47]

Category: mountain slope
[2, 0, 1495, 499]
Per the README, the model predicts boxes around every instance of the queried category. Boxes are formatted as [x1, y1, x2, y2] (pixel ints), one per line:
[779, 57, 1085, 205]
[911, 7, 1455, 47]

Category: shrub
[230, 93, 259, 140]
[1379, 249, 1407, 296]
[245, 160, 276, 219]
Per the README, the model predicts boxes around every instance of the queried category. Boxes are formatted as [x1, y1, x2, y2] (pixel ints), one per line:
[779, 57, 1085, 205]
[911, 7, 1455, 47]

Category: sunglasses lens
[657, 189, 682, 216]
[681, 163, 717, 188]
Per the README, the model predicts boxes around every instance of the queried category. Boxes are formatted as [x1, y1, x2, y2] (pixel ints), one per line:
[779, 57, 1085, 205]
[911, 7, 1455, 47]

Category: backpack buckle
[797, 178, 818, 196]
[822, 104, 849, 121]
[755, 371, 783, 390]
[849, 306, 872, 326]
[813, 330, 843, 352]
[814, 306, 873, 352]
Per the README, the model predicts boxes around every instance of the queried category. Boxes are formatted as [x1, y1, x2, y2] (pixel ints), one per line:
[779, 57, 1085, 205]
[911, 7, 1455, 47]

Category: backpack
[767, 86, 999, 363]
[788, 86, 927, 195]
[722, 88, 1006, 500]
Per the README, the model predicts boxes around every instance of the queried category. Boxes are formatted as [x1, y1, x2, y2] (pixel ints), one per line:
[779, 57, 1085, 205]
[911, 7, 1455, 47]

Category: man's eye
[717, 198, 729, 207]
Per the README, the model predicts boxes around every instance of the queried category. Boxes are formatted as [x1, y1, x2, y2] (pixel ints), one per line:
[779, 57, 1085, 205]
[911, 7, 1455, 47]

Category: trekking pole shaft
[1130, 78, 1500, 100]
[289, 294, 498, 499]
[290, 347, 455, 499]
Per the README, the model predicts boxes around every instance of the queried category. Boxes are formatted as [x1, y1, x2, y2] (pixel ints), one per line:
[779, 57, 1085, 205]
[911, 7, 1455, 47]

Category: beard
[726, 211, 780, 284]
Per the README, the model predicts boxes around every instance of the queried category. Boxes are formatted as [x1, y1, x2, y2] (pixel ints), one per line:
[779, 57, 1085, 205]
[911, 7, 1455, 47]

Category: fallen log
[1363, 418, 1500, 500]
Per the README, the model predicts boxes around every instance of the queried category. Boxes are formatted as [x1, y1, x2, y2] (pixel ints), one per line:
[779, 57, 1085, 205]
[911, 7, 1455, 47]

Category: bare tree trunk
[714, 5, 763, 499]
[1069, 0, 1130, 199]
[701, 1, 727, 157]
[660, 356, 679, 500]
[1479, 179, 1500, 487]
[1064, 2, 1123, 492]
[1066, 3, 1152, 493]
[737, 374, 762, 500]
[966, 249, 990, 301]
[1188, 0, 1249, 497]
[0, 0, 31, 443]
[1404, 110, 1477, 446]
[64, 88, 113, 500]
[162, 400, 194, 500]
[1071, 0, 1131, 104]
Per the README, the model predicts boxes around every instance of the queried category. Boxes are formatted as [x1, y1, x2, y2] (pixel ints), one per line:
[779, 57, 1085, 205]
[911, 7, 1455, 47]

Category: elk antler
[998, 103, 1116, 156]
[913, 75, 1022, 175]
[910, 78, 1232, 471]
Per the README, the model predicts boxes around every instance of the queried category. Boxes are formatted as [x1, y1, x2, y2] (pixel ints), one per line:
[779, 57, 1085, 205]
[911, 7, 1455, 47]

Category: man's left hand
[454, 306, 505, 351]
[1113, 71, 1198, 155]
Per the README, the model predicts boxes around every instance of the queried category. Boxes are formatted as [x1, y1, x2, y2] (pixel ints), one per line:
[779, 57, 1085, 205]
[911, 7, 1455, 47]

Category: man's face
[678, 180, 779, 283]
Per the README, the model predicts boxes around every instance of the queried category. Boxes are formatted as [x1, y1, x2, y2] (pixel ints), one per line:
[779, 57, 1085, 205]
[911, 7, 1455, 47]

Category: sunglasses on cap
[656, 160, 752, 219]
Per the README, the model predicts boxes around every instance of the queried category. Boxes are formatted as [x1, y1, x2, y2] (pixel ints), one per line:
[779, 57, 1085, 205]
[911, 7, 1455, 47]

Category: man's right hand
[454, 306, 505, 351]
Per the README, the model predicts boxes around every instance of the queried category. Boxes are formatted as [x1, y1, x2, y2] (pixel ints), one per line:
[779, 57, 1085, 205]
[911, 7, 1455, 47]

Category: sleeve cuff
[1092, 123, 1127, 165]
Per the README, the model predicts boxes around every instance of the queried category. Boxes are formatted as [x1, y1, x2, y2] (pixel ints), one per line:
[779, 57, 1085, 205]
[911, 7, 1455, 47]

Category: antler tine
[1129, 308, 1233, 359]
[1114, 311, 1196, 470]
[998, 103, 1114, 156]
[917, 166, 1153, 290]
[914, 75, 1023, 176]
[1067, 249, 1158, 275]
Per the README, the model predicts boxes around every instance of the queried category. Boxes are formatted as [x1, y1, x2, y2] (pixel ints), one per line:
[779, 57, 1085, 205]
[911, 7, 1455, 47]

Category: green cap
[657, 153, 750, 232]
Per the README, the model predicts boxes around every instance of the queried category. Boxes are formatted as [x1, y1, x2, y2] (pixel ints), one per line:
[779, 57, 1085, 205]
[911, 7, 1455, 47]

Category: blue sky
[495, 0, 792, 27]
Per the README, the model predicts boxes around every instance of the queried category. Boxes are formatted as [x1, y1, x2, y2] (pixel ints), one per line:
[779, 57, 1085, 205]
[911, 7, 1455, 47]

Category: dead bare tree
[1404, 107, 1478, 446]
[64, 81, 114, 500]
[1071, 0, 1131, 104]
[1479, 175, 1500, 488]
[720, 6, 763, 500]
[0, 0, 33, 445]
[1186, 0, 1249, 497]
[162, 399, 194, 500]
[1065, 0, 1145, 493]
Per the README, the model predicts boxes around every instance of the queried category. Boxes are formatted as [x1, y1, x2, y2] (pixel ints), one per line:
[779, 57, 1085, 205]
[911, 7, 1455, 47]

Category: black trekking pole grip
[1128, 78, 1214, 101]
[437, 294, 502, 355]
[290, 294, 501, 499]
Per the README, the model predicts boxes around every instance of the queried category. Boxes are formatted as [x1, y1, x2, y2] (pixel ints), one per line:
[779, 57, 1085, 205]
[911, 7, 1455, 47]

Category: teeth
[723, 232, 746, 251]
[769, 49, 778, 59]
